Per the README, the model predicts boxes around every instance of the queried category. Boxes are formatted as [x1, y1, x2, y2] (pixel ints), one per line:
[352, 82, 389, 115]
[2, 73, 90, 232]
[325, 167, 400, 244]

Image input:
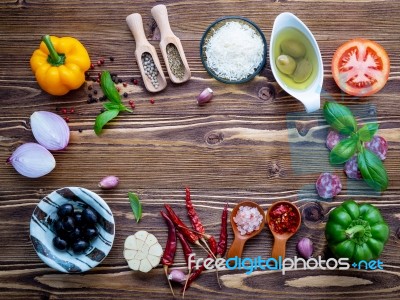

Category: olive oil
[273, 27, 318, 90]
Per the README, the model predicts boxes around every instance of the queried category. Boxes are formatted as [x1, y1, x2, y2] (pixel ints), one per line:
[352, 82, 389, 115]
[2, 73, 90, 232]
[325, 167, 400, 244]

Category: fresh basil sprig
[128, 192, 142, 223]
[94, 71, 132, 135]
[323, 102, 388, 191]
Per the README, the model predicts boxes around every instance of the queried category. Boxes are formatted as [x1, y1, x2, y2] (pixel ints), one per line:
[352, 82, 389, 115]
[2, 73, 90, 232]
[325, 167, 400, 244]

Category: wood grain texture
[1, 0, 400, 299]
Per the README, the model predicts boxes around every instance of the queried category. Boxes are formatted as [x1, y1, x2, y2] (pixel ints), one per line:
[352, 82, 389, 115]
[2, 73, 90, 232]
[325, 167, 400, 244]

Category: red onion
[30, 111, 70, 150]
[7, 143, 56, 178]
[297, 237, 314, 259]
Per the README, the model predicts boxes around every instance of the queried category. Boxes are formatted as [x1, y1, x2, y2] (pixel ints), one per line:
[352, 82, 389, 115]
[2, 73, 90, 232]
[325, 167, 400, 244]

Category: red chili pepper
[183, 236, 218, 295]
[185, 187, 205, 235]
[160, 211, 177, 297]
[176, 230, 193, 266]
[164, 204, 199, 245]
[217, 203, 228, 257]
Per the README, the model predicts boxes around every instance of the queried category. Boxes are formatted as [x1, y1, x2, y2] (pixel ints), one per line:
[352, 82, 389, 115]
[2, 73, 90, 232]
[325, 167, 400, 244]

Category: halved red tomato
[331, 38, 390, 97]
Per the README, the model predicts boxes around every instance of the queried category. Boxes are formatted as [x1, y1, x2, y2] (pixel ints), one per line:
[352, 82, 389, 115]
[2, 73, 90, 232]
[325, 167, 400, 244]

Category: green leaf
[128, 192, 142, 223]
[323, 102, 358, 135]
[358, 148, 388, 191]
[357, 123, 379, 142]
[330, 135, 359, 164]
[103, 102, 121, 111]
[100, 71, 122, 104]
[94, 109, 119, 135]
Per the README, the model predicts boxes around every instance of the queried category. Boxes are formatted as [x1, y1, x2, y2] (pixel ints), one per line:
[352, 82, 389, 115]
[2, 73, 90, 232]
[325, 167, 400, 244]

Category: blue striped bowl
[30, 187, 115, 273]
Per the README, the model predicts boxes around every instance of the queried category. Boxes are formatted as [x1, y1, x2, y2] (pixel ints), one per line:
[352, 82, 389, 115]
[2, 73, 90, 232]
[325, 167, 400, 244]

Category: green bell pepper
[325, 200, 389, 262]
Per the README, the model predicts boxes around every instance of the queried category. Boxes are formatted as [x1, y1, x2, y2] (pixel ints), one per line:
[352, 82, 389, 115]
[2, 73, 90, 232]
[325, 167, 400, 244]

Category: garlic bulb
[123, 231, 163, 273]
[30, 111, 70, 150]
[7, 143, 56, 178]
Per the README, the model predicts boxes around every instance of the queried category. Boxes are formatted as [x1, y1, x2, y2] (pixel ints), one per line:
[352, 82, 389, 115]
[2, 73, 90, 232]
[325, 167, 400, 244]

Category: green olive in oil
[273, 27, 318, 90]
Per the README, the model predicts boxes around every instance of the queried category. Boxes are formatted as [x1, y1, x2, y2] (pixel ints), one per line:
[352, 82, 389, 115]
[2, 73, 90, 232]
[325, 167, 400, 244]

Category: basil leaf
[103, 102, 121, 111]
[323, 102, 358, 135]
[358, 148, 388, 191]
[94, 109, 119, 135]
[128, 192, 142, 223]
[357, 123, 379, 142]
[100, 71, 122, 104]
[330, 135, 358, 164]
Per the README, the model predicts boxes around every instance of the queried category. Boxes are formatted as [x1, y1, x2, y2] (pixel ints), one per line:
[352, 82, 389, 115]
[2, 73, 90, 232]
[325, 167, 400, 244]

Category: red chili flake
[150, 98, 155, 104]
[64, 116, 70, 123]
[268, 203, 299, 234]
[123, 82, 128, 87]
[61, 108, 67, 114]
[133, 79, 138, 85]
[90, 63, 95, 70]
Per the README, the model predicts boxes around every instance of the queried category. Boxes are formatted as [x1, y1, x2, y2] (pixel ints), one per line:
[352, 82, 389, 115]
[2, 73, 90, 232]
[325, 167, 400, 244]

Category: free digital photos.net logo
[188, 254, 384, 275]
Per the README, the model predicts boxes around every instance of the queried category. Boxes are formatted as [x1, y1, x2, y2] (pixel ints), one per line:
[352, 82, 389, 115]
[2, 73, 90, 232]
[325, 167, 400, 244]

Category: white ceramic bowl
[30, 187, 115, 273]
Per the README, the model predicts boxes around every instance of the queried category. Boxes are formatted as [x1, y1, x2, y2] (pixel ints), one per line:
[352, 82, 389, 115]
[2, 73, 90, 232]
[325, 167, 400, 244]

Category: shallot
[197, 87, 213, 105]
[30, 111, 70, 150]
[168, 269, 187, 284]
[7, 143, 56, 178]
[98, 175, 119, 189]
[233, 206, 263, 235]
[297, 237, 314, 259]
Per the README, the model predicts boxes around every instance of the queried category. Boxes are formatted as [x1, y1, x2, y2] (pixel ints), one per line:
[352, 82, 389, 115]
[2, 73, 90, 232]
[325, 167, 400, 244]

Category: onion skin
[297, 237, 314, 259]
[30, 111, 70, 150]
[98, 176, 119, 189]
[7, 143, 56, 178]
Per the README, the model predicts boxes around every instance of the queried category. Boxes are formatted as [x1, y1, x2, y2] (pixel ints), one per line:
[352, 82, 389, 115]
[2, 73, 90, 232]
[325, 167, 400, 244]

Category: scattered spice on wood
[166, 43, 185, 79]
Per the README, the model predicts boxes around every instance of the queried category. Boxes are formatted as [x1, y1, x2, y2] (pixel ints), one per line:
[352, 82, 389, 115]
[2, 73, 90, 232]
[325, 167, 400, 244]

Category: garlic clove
[98, 175, 119, 189]
[30, 111, 70, 151]
[149, 243, 163, 256]
[197, 87, 213, 105]
[8, 143, 56, 178]
[139, 258, 153, 273]
[124, 249, 137, 260]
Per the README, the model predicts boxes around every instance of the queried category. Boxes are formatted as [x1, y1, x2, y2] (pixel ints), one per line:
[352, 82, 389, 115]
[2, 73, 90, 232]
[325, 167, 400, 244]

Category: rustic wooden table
[1, 0, 399, 299]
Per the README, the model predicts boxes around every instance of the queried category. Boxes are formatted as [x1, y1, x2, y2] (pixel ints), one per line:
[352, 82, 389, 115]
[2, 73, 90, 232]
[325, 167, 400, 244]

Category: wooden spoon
[226, 201, 265, 262]
[265, 201, 301, 260]
[151, 4, 191, 84]
[126, 13, 167, 93]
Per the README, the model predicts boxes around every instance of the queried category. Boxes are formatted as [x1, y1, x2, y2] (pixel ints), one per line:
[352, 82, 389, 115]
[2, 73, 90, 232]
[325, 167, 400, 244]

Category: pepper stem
[345, 225, 365, 238]
[42, 35, 64, 66]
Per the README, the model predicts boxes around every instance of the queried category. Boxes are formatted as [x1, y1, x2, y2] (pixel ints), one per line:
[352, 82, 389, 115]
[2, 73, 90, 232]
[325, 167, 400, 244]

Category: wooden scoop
[266, 201, 301, 260]
[151, 4, 191, 84]
[126, 13, 167, 93]
[226, 201, 265, 262]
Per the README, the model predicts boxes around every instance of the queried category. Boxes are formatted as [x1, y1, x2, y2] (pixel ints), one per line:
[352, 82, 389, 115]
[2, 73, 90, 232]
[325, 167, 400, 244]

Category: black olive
[84, 226, 99, 240]
[74, 212, 83, 227]
[82, 207, 98, 224]
[61, 216, 75, 232]
[72, 240, 90, 254]
[57, 203, 74, 217]
[53, 236, 68, 251]
[53, 219, 64, 235]
[68, 227, 82, 241]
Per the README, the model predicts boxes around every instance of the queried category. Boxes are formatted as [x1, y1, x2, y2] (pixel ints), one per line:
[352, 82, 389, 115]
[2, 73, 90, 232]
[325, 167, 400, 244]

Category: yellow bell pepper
[30, 35, 90, 96]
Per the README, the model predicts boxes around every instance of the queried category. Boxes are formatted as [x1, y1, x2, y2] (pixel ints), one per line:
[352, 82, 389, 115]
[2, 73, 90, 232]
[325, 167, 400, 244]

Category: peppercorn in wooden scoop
[151, 5, 191, 84]
[126, 13, 167, 93]
[226, 201, 265, 263]
[266, 201, 301, 260]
